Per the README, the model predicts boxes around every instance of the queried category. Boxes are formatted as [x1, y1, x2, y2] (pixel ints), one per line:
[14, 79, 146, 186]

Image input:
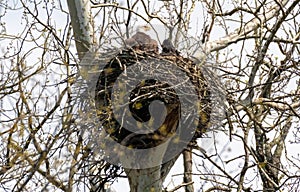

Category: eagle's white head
[136, 25, 151, 33]
[125, 25, 158, 53]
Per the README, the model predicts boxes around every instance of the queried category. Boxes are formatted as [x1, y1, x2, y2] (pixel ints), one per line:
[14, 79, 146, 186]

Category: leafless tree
[0, 0, 299, 191]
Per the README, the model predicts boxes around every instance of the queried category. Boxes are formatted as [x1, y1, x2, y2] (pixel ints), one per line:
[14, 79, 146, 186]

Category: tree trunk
[125, 166, 162, 192]
[66, 0, 94, 61]
[183, 147, 194, 192]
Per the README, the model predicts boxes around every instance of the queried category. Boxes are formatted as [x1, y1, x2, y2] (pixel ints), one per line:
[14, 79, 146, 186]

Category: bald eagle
[124, 26, 158, 53]
[95, 35, 210, 149]
[161, 39, 180, 56]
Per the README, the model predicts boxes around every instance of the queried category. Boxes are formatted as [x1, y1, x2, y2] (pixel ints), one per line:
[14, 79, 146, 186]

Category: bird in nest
[124, 25, 158, 54]
[95, 28, 211, 149]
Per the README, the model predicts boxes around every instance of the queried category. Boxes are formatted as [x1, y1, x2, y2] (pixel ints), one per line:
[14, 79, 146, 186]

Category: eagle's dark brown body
[125, 32, 158, 53]
[95, 37, 210, 149]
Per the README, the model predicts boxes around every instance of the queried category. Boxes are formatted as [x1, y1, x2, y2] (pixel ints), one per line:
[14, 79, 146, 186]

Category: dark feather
[161, 39, 180, 56]
[124, 32, 158, 53]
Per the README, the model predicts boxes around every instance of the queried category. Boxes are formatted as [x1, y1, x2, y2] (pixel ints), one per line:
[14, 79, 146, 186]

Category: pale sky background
[1, 0, 299, 191]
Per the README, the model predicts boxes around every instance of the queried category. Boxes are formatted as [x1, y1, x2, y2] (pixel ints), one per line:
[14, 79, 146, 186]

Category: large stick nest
[95, 48, 211, 149]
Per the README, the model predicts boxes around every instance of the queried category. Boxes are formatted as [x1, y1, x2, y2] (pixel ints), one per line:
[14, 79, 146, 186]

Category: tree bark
[203, 0, 290, 53]
[125, 166, 162, 192]
[183, 147, 194, 192]
[66, 0, 94, 61]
